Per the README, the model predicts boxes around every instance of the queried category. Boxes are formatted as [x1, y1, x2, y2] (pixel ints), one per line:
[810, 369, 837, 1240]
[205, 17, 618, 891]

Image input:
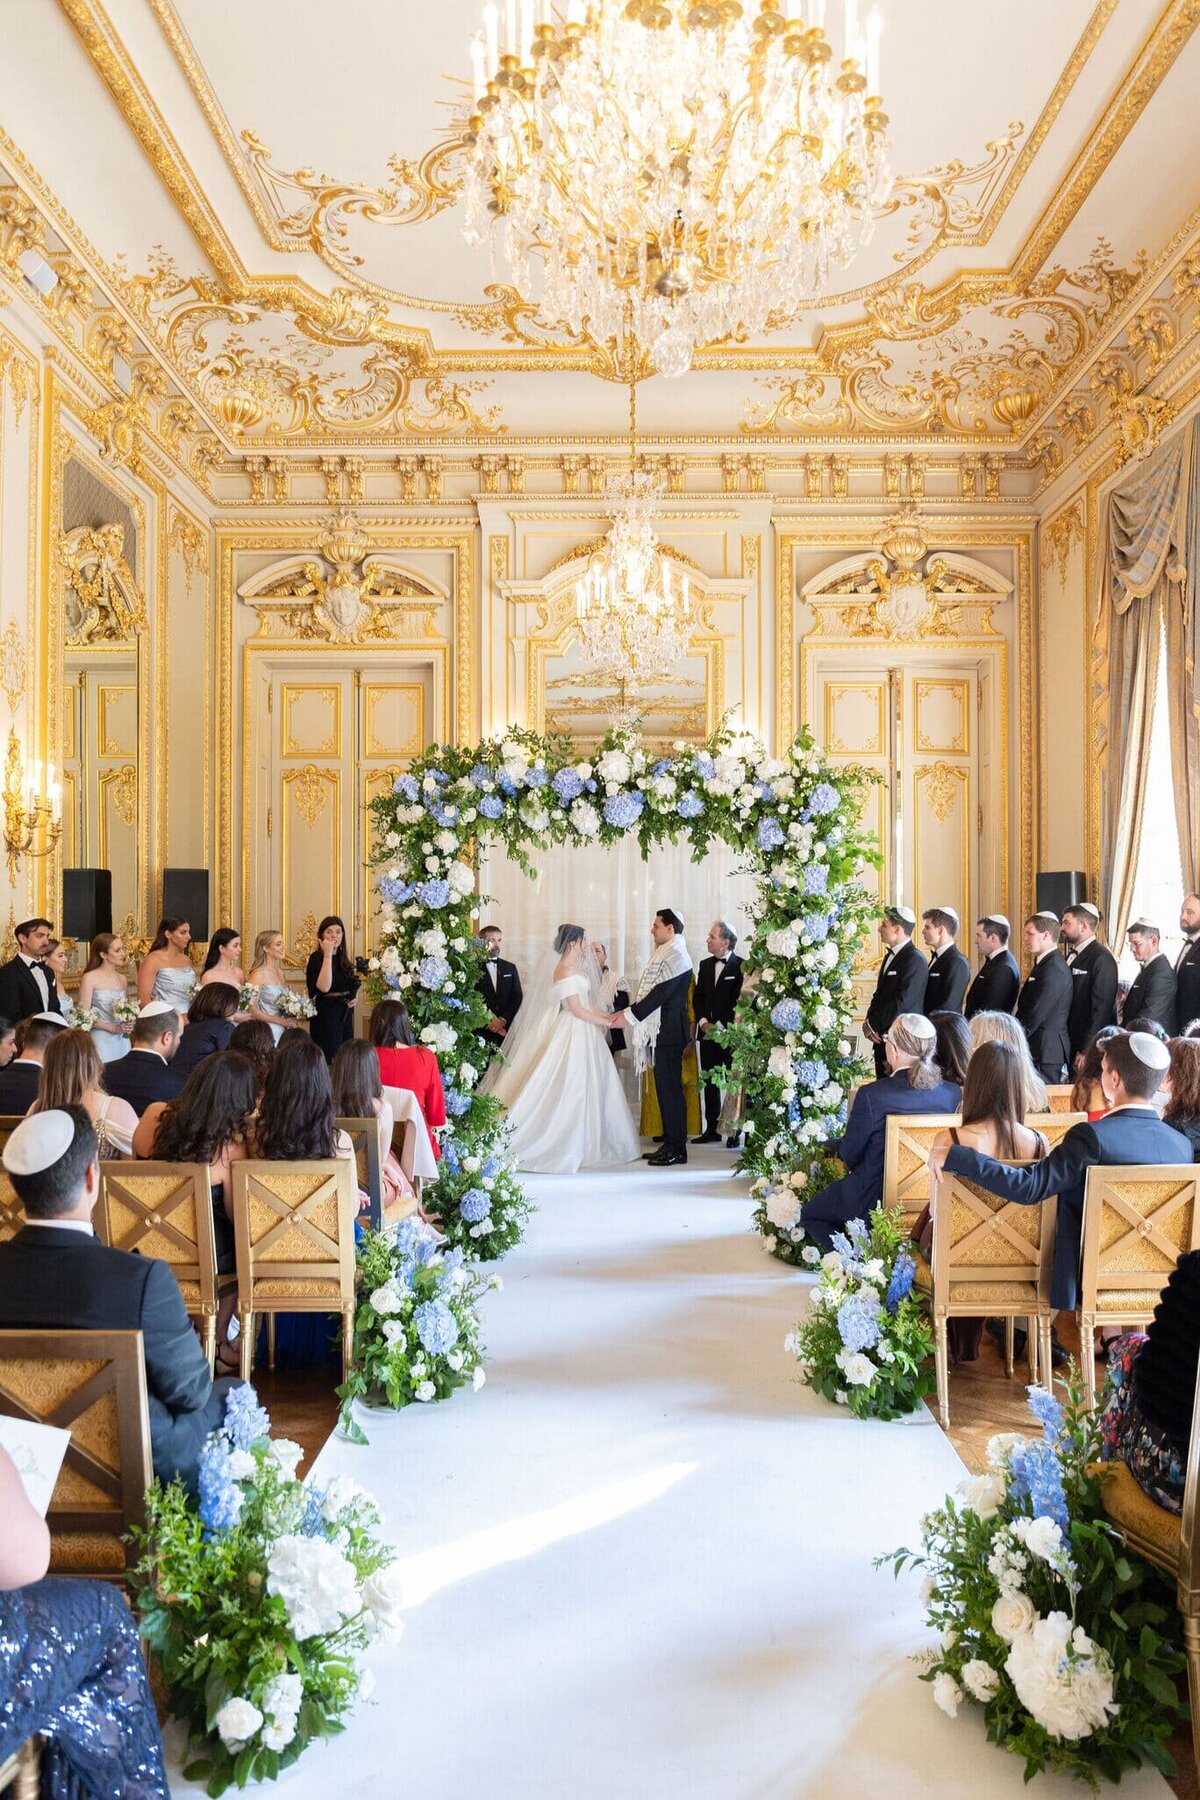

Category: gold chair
[0, 1166, 22, 1241]
[95, 1162, 230, 1373]
[1077, 1164, 1200, 1406]
[0, 1739, 40, 1800]
[336, 1116, 382, 1230]
[0, 1328, 152, 1580]
[922, 1171, 1057, 1430]
[0, 1114, 26, 1155]
[1025, 1109, 1087, 1150]
[231, 1160, 357, 1382]
[1044, 1085, 1077, 1114]
[881, 1112, 961, 1232]
[1093, 1346, 1200, 1780]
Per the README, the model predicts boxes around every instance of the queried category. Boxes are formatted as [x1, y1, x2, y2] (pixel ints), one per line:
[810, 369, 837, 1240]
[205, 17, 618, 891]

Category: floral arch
[367, 721, 877, 1260]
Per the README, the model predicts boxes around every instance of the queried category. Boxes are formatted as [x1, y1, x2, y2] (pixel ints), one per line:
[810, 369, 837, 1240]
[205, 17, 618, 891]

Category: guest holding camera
[306, 915, 360, 1062]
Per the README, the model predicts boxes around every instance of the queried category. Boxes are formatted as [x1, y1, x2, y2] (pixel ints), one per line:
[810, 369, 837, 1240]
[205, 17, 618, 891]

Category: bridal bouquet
[273, 988, 316, 1021]
[884, 1377, 1188, 1785]
[62, 1002, 97, 1031]
[752, 1156, 844, 1264]
[785, 1208, 934, 1420]
[236, 982, 259, 1012]
[129, 1385, 400, 1796]
[337, 1216, 497, 1441]
[110, 992, 140, 1026]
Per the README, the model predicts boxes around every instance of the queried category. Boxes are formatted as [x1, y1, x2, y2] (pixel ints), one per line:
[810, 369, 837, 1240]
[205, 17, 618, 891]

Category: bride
[480, 923, 640, 1174]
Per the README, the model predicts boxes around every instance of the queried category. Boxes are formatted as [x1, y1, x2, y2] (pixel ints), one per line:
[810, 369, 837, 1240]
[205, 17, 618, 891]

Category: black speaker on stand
[160, 868, 210, 942]
[62, 869, 112, 942]
[1036, 871, 1087, 919]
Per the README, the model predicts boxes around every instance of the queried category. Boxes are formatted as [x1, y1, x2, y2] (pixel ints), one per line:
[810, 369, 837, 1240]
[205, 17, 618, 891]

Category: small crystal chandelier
[463, 0, 891, 377]
[575, 374, 692, 687]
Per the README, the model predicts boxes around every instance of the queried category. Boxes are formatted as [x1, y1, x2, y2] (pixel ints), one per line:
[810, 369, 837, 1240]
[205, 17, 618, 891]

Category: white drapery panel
[477, 839, 758, 990]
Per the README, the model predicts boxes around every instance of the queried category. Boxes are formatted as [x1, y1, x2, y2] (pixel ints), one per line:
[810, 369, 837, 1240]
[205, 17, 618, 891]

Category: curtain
[1168, 418, 1200, 891]
[1098, 435, 1189, 946]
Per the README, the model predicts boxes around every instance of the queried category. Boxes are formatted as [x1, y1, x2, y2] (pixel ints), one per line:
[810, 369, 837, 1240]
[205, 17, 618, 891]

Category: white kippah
[890, 1012, 937, 1041]
[3, 1108, 74, 1176]
[31, 1011, 65, 1026]
[137, 999, 176, 1020]
[986, 914, 1010, 932]
[1078, 902, 1100, 920]
[1128, 1031, 1170, 1072]
[934, 906, 959, 929]
[1128, 919, 1158, 935]
[887, 904, 917, 927]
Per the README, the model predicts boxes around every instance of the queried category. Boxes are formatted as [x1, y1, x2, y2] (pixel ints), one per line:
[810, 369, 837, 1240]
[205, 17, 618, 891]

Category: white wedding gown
[481, 973, 640, 1175]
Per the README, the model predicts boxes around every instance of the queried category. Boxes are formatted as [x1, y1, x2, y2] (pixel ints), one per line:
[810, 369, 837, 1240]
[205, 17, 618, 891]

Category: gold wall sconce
[3, 728, 62, 882]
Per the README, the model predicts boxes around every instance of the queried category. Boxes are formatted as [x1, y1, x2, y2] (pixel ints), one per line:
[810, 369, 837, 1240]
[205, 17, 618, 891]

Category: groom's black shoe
[692, 1131, 721, 1144]
[647, 1148, 686, 1166]
[725, 1135, 742, 1149]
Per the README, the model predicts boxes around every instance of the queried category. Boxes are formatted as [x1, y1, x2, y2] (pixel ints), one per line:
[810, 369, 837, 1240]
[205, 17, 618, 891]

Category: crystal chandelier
[574, 377, 692, 687]
[463, 0, 890, 377]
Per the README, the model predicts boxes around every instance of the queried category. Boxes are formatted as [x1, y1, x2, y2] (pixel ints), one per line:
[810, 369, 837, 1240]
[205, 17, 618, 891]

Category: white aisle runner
[168, 1154, 1171, 1800]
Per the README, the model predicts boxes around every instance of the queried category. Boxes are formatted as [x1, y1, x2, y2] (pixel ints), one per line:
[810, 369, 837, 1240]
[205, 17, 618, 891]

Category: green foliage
[751, 1155, 844, 1265]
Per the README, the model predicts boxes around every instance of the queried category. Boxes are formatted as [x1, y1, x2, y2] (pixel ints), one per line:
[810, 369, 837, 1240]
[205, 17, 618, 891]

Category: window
[1120, 620, 1185, 981]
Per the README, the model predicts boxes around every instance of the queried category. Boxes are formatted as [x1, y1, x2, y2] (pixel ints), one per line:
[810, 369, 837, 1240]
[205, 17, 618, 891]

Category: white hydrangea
[361, 1561, 406, 1641]
[227, 1449, 256, 1481]
[570, 799, 600, 838]
[415, 927, 447, 956]
[1011, 1515, 1065, 1564]
[1004, 1613, 1117, 1741]
[459, 1061, 478, 1087]
[713, 754, 746, 788]
[813, 1004, 836, 1032]
[266, 1536, 360, 1641]
[435, 829, 457, 854]
[821, 1251, 844, 1276]
[597, 748, 631, 785]
[765, 926, 800, 958]
[765, 1188, 801, 1230]
[420, 1022, 456, 1054]
[378, 946, 402, 978]
[447, 862, 475, 897]
[261, 1672, 303, 1725]
[499, 739, 522, 760]
[767, 1045, 794, 1082]
[214, 1697, 264, 1749]
[986, 1432, 1029, 1470]
[321, 1474, 366, 1521]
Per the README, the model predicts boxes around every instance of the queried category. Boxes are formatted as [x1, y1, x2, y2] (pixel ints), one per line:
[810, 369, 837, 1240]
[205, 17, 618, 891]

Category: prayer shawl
[630, 935, 692, 1074]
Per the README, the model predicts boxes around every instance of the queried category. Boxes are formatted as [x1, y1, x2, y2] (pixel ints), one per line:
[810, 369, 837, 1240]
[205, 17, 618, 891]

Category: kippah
[31, 1011, 65, 1026]
[1127, 918, 1159, 934]
[137, 1000, 177, 1020]
[983, 914, 1010, 932]
[889, 1012, 936, 1040]
[934, 906, 959, 929]
[885, 905, 916, 927]
[3, 1109, 74, 1175]
[1129, 1030, 1170, 1072]
[1078, 902, 1100, 920]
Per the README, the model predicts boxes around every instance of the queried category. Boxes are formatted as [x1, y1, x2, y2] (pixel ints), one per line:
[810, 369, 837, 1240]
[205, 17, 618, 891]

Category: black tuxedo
[1065, 938, 1119, 1062]
[0, 955, 61, 1025]
[101, 1048, 184, 1117]
[923, 944, 970, 1016]
[477, 957, 523, 1053]
[945, 1106, 1193, 1310]
[629, 967, 693, 1155]
[1016, 950, 1073, 1083]
[0, 1058, 43, 1115]
[1122, 953, 1177, 1035]
[694, 953, 744, 1133]
[964, 949, 1021, 1019]
[1176, 938, 1200, 1033]
[0, 1224, 231, 1494]
[865, 940, 927, 1077]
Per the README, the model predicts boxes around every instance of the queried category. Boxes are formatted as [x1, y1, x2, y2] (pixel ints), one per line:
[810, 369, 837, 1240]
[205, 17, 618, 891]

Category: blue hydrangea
[222, 1382, 271, 1450]
[651, 759, 673, 778]
[379, 878, 416, 906]
[414, 1298, 460, 1357]
[756, 780, 774, 800]
[442, 1142, 461, 1175]
[756, 818, 787, 852]
[803, 864, 829, 896]
[604, 791, 644, 830]
[300, 1486, 326, 1538]
[806, 781, 839, 817]
[443, 1086, 471, 1116]
[430, 803, 459, 827]
[771, 998, 802, 1032]
[796, 1058, 829, 1090]
[676, 792, 703, 819]
[481, 1156, 501, 1180]
[417, 955, 450, 991]
[837, 1291, 882, 1353]
[1007, 1437, 1070, 1532]
[468, 764, 492, 788]
[415, 878, 451, 909]
[497, 771, 517, 796]
[885, 1251, 915, 1315]
[478, 793, 504, 819]
[831, 1220, 871, 1262]
[392, 1218, 422, 1257]
[443, 996, 467, 1011]
[393, 774, 420, 802]
[198, 1442, 244, 1534]
[459, 1186, 490, 1223]
[524, 765, 549, 788]
[800, 912, 829, 941]
[1026, 1384, 1066, 1443]
[552, 767, 585, 804]
[693, 752, 716, 779]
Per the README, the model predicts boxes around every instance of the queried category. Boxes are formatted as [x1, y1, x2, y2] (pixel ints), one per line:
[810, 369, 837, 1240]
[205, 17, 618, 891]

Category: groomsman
[476, 925, 523, 1056]
[1122, 920, 1177, 1035]
[864, 906, 927, 1079]
[921, 907, 970, 1014]
[0, 919, 63, 1024]
[1060, 902, 1119, 1065]
[692, 921, 744, 1144]
[964, 914, 1021, 1018]
[1175, 893, 1200, 1031]
[1015, 912, 1072, 1083]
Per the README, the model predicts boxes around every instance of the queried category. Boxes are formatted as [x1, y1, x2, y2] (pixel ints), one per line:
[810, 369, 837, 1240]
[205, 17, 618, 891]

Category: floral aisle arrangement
[336, 1217, 498, 1441]
[365, 720, 875, 1248]
[129, 1385, 401, 1797]
[884, 1378, 1188, 1785]
[784, 1210, 935, 1420]
[752, 1156, 844, 1264]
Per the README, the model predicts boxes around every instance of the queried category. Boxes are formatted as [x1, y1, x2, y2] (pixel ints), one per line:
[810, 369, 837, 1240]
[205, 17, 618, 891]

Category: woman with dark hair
[227, 1018, 275, 1097]
[133, 1051, 258, 1366]
[30, 1029, 138, 1158]
[1071, 1024, 1123, 1119]
[199, 928, 244, 992]
[0, 1015, 16, 1068]
[137, 916, 196, 1014]
[332, 1038, 413, 1212]
[171, 981, 239, 1077]
[370, 999, 446, 1160]
[305, 915, 360, 1061]
[1161, 1036, 1200, 1158]
[929, 1011, 971, 1088]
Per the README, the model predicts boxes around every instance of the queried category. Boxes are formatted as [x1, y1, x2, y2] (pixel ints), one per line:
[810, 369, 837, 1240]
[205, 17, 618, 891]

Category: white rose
[991, 1592, 1037, 1643]
[214, 1697, 264, 1748]
[597, 748, 632, 785]
[767, 1045, 793, 1081]
[500, 739, 521, 760]
[931, 1673, 962, 1719]
[961, 1659, 1001, 1703]
[459, 1062, 478, 1087]
[1012, 1515, 1065, 1563]
[261, 1720, 294, 1753]
[837, 1350, 875, 1386]
[262, 1673, 303, 1722]
[270, 1438, 304, 1480]
[820, 1251, 844, 1276]
[987, 1432, 1030, 1470]
[957, 1472, 1006, 1521]
[362, 1561, 406, 1640]
[472, 1365, 486, 1390]
[435, 829, 457, 853]
[415, 1380, 436, 1402]
[801, 1245, 821, 1266]
[370, 1282, 405, 1316]
[382, 1319, 406, 1346]
[834, 1388, 848, 1405]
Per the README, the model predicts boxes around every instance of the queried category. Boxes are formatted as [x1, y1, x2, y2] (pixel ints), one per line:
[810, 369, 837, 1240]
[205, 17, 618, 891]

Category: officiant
[477, 925, 523, 1056]
[693, 921, 743, 1144]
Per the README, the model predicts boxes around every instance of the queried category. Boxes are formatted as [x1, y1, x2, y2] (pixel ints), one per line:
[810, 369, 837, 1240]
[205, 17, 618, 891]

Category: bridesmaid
[77, 932, 133, 1064]
[306, 915, 360, 1062]
[199, 928, 244, 993]
[246, 928, 299, 1044]
[43, 937, 70, 988]
[137, 916, 197, 1015]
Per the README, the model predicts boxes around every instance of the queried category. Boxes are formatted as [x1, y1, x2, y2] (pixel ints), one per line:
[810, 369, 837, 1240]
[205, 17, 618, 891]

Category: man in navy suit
[692, 920, 744, 1144]
[864, 906, 927, 1078]
[1015, 911, 1073, 1083]
[0, 1014, 64, 1114]
[930, 1030, 1192, 1312]
[1123, 920, 1178, 1035]
[921, 906, 970, 1015]
[964, 913, 1021, 1018]
[101, 1002, 184, 1116]
[1060, 902, 1118, 1065]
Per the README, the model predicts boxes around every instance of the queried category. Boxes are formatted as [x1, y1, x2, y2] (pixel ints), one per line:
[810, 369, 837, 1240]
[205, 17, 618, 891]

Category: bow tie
[715, 956, 727, 965]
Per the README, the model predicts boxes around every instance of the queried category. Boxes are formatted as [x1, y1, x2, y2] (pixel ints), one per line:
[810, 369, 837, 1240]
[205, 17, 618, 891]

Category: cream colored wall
[0, 316, 40, 932]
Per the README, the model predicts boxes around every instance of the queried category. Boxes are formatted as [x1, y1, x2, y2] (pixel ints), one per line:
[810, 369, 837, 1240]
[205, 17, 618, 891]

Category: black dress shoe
[647, 1148, 687, 1166]
[725, 1135, 742, 1149]
[641, 1151, 658, 1161]
[692, 1132, 721, 1144]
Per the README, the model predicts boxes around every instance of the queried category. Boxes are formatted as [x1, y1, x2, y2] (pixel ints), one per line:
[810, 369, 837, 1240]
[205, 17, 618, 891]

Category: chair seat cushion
[946, 1281, 1041, 1305]
[1086, 1292, 1159, 1319]
[252, 1277, 344, 1299]
[1089, 1461, 1181, 1568]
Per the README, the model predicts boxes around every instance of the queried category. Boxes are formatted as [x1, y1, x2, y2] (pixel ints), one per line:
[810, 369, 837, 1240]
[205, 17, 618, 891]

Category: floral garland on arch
[365, 721, 877, 1253]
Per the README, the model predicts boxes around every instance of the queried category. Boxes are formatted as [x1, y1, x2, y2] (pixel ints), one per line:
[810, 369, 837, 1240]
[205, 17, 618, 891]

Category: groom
[620, 909, 693, 1167]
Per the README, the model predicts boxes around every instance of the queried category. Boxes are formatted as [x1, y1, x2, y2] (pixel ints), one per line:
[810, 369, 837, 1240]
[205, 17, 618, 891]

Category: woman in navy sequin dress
[0, 1446, 167, 1799]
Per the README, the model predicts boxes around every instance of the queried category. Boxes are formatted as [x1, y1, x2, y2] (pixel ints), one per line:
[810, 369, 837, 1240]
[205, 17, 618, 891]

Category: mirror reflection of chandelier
[463, 0, 891, 377]
[575, 376, 692, 688]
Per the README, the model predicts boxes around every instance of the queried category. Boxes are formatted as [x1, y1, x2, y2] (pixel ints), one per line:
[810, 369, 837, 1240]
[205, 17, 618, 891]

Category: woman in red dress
[369, 999, 446, 1160]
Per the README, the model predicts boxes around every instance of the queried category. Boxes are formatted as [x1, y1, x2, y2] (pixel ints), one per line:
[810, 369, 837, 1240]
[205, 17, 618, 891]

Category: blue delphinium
[837, 1291, 882, 1353]
[1007, 1436, 1070, 1533]
[417, 955, 450, 991]
[442, 1141, 461, 1176]
[806, 781, 840, 817]
[198, 1441, 244, 1534]
[300, 1485, 326, 1538]
[1026, 1384, 1066, 1443]
[459, 1187, 490, 1223]
[392, 1218, 422, 1257]
[770, 998, 803, 1032]
[415, 878, 450, 909]
[756, 818, 786, 852]
[552, 767, 585, 804]
[803, 864, 829, 896]
[676, 791, 703, 819]
[414, 1299, 460, 1356]
[393, 774, 420, 802]
[223, 1382, 271, 1450]
[604, 791, 644, 829]
[796, 1058, 829, 1091]
[478, 793, 504, 819]
[885, 1251, 915, 1315]
[443, 1086, 471, 1116]
[831, 1220, 871, 1264]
